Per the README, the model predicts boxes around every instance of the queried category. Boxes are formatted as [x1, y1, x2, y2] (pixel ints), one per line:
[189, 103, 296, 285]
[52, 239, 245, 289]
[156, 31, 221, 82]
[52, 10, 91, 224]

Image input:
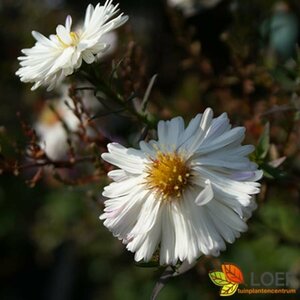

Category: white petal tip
[195, 180, 214, 206]
[203, 107, 213, 117]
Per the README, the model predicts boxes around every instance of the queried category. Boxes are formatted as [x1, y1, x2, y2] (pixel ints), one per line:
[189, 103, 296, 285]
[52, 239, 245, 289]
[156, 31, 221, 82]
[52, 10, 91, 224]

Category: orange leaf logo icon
[208, 263, 244, 296]
[222, 263, 244, 284]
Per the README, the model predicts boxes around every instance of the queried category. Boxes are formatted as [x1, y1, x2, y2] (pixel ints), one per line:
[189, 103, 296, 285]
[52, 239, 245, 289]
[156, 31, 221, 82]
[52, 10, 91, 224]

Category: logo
[209, 262, 297, 296]
[209, 263, 243, 296]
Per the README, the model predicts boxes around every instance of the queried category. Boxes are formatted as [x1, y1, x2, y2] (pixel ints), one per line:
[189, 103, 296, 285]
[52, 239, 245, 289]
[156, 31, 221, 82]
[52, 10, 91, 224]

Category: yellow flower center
[145, 151, 191, 201]
[39, 106, 60, 126]
[57, 31, 79, 48]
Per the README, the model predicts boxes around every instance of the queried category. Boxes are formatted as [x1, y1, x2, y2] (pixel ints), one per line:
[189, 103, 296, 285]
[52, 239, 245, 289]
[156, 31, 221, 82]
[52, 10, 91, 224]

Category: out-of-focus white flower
[100, 108, 262, 265]
[96, 31, 118, 61]
[16, 1, 128, 91]
[35, 99, 79, 160]
[168, 0, 222, 17]
[35, 84, 100, 160]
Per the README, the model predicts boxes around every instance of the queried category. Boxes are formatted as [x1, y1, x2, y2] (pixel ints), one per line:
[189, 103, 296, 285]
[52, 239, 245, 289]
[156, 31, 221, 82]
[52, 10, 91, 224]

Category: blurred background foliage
[0, 0, 300, 299]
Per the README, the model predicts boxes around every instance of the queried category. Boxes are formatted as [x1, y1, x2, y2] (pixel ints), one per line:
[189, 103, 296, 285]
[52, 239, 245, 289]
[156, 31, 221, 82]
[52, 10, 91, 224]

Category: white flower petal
[126, 195, 162, 258]
[230, 170, 263, 181]
[184, 107, 213, 153]
[194, 180, 214, 206]
[100, 109, 262, 265]
[139, 140, 157, 158]
[177, 113, 201, 148]
[172, 201, 191, 261]
[31, 31, 54, 46]
[101, 187, 147, 239]
[193, 157, 253, 171]
[103, 176, 142, 198]
[102, 143, 146, 174]
[82, 50, 95, 64]
[107, 169, 128, 182]
[160, 204, 177, 265]
[48, 47, 75, 74]
[203, 113, 230, 142]
[197, 127, 246, 154]
[65, 15, 72, 31]
[84, 4, 94, 28]
[133, 207, 162, 262]
[157, 116, 185, 149]
[184, 188, 225, 255]
[16, 1, 128, 90]
[129, 193, 161, 237]
[208, 200, 248, 233]
[56, 24, 72, 45]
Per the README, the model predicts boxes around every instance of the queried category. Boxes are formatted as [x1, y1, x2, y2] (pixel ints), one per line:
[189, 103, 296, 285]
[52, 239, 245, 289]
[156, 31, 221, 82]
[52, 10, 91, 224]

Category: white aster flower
[16, 1, 128, 91]
[100, 108, 262, 265]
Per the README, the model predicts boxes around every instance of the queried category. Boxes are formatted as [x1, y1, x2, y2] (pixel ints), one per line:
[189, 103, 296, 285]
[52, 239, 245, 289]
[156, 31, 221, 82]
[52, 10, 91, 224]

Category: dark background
[0, 0, 300, 299]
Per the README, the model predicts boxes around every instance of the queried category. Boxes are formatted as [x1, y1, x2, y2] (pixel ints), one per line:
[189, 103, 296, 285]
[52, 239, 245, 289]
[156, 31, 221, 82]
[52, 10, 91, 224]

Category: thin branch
[74, 87, 96, 91]
[19, 155, 94, 170]
[141, 74, 157, 112]
[138, 125, 149, 142]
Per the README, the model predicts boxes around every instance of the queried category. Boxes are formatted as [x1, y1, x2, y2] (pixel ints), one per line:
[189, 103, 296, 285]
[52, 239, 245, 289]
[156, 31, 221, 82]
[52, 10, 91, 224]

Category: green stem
[79, 68, 157, 129]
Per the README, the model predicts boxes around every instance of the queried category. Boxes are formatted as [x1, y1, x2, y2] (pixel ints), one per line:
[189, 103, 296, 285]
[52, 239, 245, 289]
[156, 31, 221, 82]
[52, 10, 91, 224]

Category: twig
[19, 155, 94, 170]
[138, 125, 149, 142]
[80, 69, 157, 129]
[141, 74, 157, 112]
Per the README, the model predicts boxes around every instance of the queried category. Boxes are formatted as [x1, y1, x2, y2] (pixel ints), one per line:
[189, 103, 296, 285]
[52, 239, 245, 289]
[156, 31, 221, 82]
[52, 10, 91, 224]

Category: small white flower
[35, 84, 100, 160]
[16, 1, 128, 91]
[35, 98, 79, 160]
[100, 108, 262, 265]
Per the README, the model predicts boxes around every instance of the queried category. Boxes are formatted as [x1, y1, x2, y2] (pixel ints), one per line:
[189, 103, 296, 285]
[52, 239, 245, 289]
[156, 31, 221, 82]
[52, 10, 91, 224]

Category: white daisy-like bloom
[16, 1, 128, 91]
[100, 108, 262, 265]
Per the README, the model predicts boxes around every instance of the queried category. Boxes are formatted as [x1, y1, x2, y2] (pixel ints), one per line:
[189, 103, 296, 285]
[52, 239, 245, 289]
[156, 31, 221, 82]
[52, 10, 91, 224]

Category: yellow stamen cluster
[69, 32, 79, 46]
[145, 151, 190, 201]
[57, 32, 79, 48]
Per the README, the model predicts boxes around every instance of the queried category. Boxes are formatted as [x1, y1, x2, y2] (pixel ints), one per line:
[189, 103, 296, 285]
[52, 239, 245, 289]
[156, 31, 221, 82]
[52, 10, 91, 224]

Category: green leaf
[255, 122, 270, 160]
[209, 271, 230, 286]
[270, 67, 298, 91]
[260, 162, 286, 179]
